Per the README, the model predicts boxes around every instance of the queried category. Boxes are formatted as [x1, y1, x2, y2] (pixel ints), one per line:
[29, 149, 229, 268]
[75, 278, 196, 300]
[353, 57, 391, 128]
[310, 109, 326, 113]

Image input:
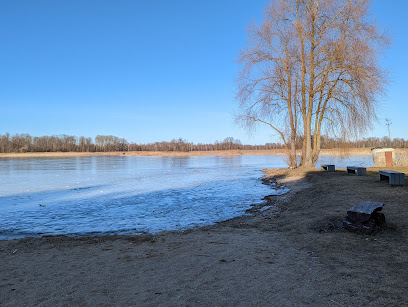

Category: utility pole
[385, 118, 392, 145]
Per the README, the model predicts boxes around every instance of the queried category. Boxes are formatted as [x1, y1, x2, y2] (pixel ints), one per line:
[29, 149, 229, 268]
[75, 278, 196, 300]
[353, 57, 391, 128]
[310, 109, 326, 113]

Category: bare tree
[236, 0, 299, 167]
[3, 132, 407, 154]
[237, 0, 389, 167]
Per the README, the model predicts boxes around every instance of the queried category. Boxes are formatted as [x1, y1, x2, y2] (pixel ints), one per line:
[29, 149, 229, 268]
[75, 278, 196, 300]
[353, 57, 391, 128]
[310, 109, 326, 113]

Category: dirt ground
[1, 167, 408, 306]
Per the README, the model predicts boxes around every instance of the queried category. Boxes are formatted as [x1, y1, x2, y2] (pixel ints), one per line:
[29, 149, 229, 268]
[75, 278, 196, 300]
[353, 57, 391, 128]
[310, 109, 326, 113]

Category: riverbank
[1, 167, 407, 305]
[0, 147, 386, 158]
[1, 148, 407, 159]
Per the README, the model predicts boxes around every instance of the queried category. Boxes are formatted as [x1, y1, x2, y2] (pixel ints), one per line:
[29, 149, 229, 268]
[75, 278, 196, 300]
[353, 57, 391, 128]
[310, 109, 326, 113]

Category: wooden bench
[321, 164, 335, 172]
[379, 170, 405, 186]
[347, 166, 367, 176]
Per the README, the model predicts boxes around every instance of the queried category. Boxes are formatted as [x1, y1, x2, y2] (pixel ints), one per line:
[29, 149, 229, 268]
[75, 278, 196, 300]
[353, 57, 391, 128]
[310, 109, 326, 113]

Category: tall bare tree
[237, 0, 389, 167]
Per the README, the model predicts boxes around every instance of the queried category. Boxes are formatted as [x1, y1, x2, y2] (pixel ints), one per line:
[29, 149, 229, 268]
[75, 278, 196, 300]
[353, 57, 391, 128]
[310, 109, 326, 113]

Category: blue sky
[0, 0, 407, 145]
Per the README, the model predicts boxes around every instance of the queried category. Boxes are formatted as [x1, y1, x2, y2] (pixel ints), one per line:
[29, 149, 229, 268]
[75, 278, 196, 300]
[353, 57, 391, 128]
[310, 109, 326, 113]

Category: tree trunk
[312, 133, 321, 164]
[302, 118, 314, 167]
[302, 5, 317, 168]
[289, 133, 297, 168]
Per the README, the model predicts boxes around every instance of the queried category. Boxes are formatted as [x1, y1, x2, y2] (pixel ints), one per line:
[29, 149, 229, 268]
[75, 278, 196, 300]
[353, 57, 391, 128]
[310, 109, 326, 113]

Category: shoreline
[0, 147, 388, 158]
[1, 167, 407, 305]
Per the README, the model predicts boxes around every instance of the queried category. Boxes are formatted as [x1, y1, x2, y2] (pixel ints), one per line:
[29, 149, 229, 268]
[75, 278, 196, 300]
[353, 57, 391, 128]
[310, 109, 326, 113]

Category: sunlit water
[0, 154, 373, 239]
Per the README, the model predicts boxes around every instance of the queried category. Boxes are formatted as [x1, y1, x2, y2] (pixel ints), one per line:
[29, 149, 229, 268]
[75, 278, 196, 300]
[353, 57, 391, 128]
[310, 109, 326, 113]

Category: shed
[371, 147, 395, 167]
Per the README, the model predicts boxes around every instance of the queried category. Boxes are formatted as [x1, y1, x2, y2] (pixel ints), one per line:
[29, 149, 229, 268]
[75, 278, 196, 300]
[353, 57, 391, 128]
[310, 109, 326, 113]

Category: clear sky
[0, 0, 407, 145]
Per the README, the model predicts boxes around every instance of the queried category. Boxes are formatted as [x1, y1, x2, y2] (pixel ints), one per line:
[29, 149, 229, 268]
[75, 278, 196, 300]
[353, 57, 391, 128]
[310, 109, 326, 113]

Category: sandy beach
[1, 166, 407, 306]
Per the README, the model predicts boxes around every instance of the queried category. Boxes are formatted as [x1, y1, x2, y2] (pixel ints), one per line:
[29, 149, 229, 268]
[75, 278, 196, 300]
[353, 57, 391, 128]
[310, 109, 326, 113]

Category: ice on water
[0, 155, 372, 239]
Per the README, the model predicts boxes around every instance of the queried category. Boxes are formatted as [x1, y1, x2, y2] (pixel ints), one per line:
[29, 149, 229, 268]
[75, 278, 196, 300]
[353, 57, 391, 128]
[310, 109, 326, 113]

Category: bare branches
[236, 0, 389, 167]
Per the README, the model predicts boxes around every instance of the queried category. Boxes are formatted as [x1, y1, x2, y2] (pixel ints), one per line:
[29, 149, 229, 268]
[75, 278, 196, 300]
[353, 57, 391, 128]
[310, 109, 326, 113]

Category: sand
[1, 167, 408, 306]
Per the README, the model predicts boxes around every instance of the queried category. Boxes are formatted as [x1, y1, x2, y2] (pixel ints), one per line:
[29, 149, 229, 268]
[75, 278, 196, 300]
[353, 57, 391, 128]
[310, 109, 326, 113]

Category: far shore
[1, 147, 404, 158]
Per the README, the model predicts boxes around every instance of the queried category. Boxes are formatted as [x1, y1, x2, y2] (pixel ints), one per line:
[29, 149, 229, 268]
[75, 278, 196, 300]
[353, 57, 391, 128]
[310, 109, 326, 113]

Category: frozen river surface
[0, 155, 373, 239]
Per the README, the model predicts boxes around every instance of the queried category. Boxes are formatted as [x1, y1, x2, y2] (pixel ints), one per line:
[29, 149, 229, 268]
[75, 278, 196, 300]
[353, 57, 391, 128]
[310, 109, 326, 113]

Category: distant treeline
[296, 135, 408, 150]
[0, 133, 407, 154]
[0, 134, 283, 153]
[128, 137, 284, 152]
[0, 133, 127, 153]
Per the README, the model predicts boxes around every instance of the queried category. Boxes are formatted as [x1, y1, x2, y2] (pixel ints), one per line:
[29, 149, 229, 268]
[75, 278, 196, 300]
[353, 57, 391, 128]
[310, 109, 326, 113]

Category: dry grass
[0, 147, 396, 159]
[395, 153, 408, 166]
[0, 149, 286, 158]
[260, 166, 408, 305]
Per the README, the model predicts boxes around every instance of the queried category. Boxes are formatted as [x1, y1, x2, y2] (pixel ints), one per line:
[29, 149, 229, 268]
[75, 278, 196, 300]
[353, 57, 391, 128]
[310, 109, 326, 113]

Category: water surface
[0, 154, 372, 239]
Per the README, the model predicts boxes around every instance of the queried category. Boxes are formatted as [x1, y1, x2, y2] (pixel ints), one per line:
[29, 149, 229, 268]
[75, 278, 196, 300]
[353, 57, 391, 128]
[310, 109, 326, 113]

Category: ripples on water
[0, 155, 373, 239]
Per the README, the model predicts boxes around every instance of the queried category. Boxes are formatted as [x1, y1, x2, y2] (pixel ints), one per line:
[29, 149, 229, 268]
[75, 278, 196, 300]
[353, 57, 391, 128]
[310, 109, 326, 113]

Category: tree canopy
[237, 0, 389, 168]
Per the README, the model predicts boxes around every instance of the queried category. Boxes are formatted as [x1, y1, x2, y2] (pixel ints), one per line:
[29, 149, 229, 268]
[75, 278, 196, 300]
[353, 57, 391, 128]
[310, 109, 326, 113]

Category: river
[0, 154, 373, 239]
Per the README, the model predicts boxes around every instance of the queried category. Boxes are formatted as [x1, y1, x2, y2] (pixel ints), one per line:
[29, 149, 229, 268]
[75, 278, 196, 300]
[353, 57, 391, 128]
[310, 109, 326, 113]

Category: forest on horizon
[1, 132, 407, 154]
